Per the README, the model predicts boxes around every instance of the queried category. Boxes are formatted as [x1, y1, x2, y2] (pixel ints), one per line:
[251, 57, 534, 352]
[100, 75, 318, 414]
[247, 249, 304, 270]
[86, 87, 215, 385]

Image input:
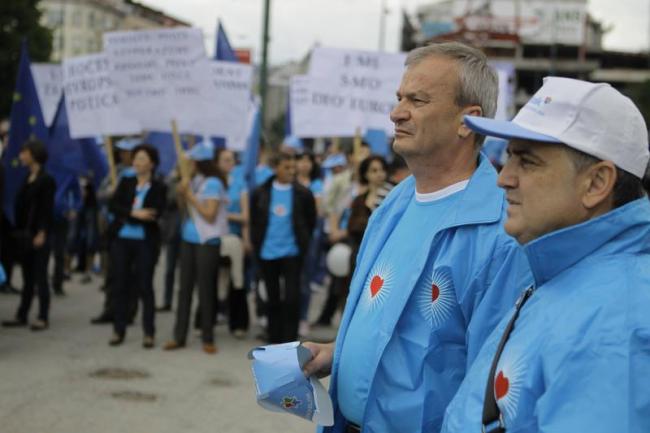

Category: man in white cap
[441, 76, 650, 433]
[303, 42, 531, 433]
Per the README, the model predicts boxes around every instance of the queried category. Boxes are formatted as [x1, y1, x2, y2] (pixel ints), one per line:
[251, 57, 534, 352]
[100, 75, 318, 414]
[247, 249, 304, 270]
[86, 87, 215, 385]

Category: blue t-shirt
[118, 182, 151, 240]
[337, 190, 463, 425]
[227, 167, 247, 236]
[181, 176, 225, 245]
[260, 183, 299, 260]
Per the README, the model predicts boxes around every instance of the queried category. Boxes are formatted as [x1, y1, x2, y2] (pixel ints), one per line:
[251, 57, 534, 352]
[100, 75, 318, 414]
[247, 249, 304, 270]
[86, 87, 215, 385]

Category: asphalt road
[0, 258, 336, 433]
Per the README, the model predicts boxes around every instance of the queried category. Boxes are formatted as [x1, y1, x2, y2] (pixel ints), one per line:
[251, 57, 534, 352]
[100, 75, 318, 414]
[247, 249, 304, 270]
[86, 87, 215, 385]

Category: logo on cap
[281, 396, 301, 410]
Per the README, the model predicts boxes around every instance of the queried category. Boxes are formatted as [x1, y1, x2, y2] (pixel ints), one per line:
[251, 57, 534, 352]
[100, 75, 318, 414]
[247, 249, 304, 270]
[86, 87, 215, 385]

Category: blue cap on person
[322, 153, 347, 169]
[186, 140, 215, 161]
[115, 138, 139, 151]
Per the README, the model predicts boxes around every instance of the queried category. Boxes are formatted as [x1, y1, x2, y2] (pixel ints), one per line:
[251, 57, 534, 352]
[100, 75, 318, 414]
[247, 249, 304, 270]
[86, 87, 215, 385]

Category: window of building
[88, 11, 95, 28]
[72, 10, 82, 26]
[47, 9, 64, 27]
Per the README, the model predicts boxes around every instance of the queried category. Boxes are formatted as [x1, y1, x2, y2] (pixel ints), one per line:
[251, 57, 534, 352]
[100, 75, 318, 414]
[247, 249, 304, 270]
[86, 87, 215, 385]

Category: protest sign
[293, 47, 406, 137]
[63, 53, 140, 139]
[104, 27, 218, 134]
[208, 60, 254, 146]
[31, 63, 62, 127]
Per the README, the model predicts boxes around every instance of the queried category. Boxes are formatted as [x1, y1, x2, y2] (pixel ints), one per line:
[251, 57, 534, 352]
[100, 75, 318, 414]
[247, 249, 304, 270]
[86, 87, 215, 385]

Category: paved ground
[0, 260, 337, 433]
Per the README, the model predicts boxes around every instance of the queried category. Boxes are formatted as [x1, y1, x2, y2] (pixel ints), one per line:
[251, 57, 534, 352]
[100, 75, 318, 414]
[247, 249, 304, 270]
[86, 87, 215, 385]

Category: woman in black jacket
[108, 144, 166, 348]
[2, 139, 56, 330]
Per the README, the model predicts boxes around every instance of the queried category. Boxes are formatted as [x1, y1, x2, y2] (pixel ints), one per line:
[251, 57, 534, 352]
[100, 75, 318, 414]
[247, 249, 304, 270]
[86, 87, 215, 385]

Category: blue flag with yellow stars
[2, 41, 48, 225]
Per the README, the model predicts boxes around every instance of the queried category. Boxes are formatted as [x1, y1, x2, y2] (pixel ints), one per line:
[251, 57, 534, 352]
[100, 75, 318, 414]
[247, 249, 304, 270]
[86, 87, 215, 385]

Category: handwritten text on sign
[299, 47, 406, 136]
[104, 28, 218, 134]
[63, 53, 140, 138]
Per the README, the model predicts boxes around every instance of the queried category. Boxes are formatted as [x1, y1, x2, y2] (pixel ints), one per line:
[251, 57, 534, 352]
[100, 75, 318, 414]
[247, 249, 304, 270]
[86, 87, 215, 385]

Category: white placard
[103, 27, 219, 134]
[63, 53, 141, 138]
[31, 63, 62, 127]
[208, 60, 254, 147]
[299, 47, 406, 137]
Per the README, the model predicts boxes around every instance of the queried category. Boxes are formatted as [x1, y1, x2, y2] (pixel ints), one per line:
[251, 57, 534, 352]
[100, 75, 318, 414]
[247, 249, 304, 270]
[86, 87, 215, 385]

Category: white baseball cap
[465, 76, 649, 178]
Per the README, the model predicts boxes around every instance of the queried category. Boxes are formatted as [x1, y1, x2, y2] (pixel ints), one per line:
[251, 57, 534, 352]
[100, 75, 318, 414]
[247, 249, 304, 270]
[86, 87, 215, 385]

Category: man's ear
[581, 161, 617, 210]
[458, 105, 482, 139]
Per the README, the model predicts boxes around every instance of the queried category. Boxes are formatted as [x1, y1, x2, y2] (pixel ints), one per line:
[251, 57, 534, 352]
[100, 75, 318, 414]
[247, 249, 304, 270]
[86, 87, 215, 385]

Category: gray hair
[406, 42, 498, 145]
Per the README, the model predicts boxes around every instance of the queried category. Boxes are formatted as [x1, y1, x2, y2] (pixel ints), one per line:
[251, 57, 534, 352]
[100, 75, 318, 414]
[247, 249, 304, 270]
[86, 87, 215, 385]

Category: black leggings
[174, 241, 220, 344]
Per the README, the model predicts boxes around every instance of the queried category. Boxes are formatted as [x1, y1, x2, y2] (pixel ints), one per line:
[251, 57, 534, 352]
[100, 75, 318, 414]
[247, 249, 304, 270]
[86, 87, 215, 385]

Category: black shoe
[91, 314, 113, 325]
[109, 333, 125, 346]
[156, 305, 172, 313]
[2, 319, 27, 328]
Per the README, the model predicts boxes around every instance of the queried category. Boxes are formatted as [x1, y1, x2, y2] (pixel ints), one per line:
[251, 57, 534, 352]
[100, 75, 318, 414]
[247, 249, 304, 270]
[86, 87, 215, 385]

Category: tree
[0, 0, 53, 119]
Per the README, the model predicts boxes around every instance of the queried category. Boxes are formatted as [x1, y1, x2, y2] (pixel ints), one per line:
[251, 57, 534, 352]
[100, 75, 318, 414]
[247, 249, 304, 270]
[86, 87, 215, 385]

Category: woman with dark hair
[2, 139, 56, 330]
[164, 141, 229, 354]
[108, 144, 166, 348]
[347, 155, 388, 256]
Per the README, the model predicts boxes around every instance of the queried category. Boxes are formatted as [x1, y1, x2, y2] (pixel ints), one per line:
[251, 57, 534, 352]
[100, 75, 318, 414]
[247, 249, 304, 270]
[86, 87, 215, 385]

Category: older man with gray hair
[303, 42, 531, 433]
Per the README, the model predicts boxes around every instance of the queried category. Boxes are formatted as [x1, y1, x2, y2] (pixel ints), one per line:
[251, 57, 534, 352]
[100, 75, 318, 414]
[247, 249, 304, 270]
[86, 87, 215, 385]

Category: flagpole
[260, 0, 272, 134]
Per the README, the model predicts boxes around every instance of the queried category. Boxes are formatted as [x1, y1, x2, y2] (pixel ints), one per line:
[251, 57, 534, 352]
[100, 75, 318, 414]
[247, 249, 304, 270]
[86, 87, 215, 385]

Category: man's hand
[302, 341, 335, 379]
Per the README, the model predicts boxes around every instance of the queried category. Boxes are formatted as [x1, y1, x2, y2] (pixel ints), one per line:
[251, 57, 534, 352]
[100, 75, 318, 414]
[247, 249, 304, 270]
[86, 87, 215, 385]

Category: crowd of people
[0, 124, 407, 354]
[2, 40, 650, 432]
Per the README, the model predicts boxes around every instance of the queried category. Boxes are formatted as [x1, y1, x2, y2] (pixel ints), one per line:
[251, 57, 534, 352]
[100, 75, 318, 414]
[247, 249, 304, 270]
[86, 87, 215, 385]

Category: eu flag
[48, 95, 108, 189]
[215, 20, 239, 62]
[2, 41, 49, 224]
[242, 102, 262, 192]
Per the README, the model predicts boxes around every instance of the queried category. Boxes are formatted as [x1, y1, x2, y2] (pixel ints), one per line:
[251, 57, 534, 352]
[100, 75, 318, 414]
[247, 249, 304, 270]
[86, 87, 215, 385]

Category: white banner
[103, 27, 218, 134]
[298, 47, 406, 137]
[491, 62, 516, 121]
[63, 53, 140, 139]
[31, 63, 62, 127]
[208, 60, 254, 149]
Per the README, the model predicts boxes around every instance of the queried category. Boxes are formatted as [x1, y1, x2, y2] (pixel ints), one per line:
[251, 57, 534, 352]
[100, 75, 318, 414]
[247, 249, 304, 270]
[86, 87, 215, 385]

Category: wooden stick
[103, 136, 117, 188]
[353, 127, 362, 161]
[171, 119, 190, 182]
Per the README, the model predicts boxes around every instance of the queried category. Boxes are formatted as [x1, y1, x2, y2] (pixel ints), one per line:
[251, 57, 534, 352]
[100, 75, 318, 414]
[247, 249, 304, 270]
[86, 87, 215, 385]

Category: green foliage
[0, 0, 53, 119]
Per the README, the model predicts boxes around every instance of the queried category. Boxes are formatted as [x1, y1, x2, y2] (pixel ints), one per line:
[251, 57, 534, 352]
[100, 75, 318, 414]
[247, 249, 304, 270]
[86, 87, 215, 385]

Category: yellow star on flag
[28, 116, 37, 126]
[13, 92, 22, 102]
[11, 158, 19, 168]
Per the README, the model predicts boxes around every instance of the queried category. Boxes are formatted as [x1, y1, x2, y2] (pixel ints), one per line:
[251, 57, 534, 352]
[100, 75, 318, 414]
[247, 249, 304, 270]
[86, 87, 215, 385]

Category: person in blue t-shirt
[164, 141, 229, 355]
[302, 42, 531, 433]
[107, 144, 166, 349]
[250, 152, 317, 343]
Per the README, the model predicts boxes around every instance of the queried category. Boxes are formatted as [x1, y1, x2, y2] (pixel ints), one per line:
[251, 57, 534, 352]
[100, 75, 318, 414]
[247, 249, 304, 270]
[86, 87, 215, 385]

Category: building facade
[40, 0, 189, 62]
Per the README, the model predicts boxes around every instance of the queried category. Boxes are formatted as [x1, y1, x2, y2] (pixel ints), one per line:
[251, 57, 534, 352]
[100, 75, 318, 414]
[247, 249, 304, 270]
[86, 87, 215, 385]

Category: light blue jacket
[441, 198, 650, 433]
[322, 155, 531, 433]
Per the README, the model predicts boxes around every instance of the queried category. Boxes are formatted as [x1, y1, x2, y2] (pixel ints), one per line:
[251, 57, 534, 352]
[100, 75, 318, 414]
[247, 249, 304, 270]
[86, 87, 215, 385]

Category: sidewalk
[0, 267, 337, 433]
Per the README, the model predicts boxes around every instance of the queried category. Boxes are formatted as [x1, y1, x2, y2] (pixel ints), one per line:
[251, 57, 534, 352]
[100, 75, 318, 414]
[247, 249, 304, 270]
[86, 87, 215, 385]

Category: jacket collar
[379, 152, 505, 230]
[523, 198, 650, 287]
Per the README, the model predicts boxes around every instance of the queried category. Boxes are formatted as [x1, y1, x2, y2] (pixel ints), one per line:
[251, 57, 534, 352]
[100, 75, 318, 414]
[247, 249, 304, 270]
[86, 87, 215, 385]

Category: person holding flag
[441, 77, 650, 433]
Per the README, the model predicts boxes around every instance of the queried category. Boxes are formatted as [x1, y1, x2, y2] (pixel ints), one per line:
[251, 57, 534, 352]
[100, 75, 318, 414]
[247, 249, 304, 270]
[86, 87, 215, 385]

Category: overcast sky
[144, 0, 649, 64]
